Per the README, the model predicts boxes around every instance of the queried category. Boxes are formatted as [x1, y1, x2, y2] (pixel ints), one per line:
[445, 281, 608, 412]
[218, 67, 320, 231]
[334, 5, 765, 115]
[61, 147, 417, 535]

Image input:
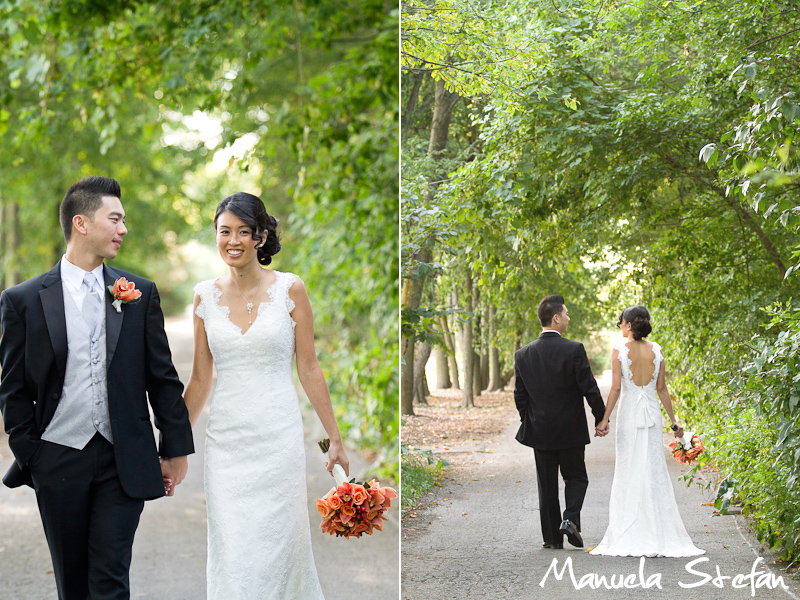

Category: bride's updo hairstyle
[214, 192, 281, 266]
[617, 305, 652, 341]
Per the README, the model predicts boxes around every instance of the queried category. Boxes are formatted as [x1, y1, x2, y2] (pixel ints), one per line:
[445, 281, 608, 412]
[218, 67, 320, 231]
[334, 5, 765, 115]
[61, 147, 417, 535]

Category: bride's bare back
[625, 340, 656, 387]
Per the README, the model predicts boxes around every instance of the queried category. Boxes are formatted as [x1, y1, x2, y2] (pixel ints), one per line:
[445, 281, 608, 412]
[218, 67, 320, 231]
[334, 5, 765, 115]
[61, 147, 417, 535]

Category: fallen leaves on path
[402, 389, 517, 467]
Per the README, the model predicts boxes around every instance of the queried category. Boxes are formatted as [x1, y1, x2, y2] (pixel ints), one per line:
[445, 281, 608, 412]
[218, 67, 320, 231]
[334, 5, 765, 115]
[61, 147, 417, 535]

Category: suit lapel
[39, 263, 67, 381]
[103, 265, 124, 367]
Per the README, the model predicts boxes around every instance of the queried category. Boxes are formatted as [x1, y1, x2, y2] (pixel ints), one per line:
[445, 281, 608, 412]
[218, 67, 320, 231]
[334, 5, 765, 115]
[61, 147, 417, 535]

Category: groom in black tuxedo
[0, 176, 194, 599]
[514, 295, 607, 549]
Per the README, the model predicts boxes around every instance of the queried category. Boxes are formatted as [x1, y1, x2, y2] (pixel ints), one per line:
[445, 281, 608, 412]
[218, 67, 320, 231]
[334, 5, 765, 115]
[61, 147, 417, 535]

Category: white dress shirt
[60, 255, 105, 310]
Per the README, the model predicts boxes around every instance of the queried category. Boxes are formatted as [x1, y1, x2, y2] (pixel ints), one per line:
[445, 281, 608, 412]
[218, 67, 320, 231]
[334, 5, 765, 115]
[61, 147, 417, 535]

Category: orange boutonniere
[107, 278, 142, 312]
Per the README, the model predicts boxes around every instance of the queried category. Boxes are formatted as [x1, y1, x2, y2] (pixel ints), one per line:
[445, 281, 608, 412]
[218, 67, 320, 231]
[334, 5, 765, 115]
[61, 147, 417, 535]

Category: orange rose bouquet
[107, 278, 142, 313]
[316, 439, 397, 539]
[668, 432, 705, 465]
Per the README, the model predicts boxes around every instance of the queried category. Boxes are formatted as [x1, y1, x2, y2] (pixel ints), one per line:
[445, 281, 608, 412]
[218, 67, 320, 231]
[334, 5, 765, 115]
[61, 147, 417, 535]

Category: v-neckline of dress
[213, 272, 279, 336]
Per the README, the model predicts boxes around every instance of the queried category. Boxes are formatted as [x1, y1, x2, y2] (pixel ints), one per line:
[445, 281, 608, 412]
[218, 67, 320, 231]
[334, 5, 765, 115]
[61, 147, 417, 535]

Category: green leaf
[698, 143, 717, 165]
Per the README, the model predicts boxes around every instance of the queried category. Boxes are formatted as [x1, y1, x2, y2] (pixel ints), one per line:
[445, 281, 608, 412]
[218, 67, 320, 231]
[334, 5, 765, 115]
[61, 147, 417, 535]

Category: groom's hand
[160, 455, 188, 496]
[594, 421, 610, 437]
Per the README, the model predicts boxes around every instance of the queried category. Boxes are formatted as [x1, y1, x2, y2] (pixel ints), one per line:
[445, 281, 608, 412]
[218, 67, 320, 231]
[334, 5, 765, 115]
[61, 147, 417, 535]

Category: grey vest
[41, 281, 113, 449]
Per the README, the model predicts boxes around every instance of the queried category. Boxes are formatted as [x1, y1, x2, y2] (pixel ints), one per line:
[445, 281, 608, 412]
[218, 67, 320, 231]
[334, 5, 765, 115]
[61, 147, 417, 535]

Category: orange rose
[112, 278, 142, 303]
[316, 498, 333, 518]
[327, 492, 343, 511]
[352, 485, 369, 506]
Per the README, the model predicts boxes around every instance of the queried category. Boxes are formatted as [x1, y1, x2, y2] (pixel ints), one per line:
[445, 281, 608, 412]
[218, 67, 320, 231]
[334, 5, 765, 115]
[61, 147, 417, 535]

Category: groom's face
[553, 305, 570, 333]
[83, 196, 127, 260]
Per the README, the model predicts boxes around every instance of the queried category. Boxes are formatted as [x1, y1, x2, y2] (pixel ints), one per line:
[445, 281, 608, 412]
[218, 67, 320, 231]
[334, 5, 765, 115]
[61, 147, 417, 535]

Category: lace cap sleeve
[282, 272, 298, 314]
[193, 280, 213, 321]
[614, 340, 632, 379]
[652, 341, 664, 373]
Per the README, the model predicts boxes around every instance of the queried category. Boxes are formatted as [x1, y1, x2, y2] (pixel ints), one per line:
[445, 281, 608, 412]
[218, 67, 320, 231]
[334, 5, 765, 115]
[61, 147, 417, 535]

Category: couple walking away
[514, 294, 704, 557]
[0, 176, 349, 599]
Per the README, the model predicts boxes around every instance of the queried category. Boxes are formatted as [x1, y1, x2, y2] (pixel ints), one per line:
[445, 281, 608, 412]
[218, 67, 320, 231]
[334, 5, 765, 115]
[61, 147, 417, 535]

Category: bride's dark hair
[617, 305, 652, 341]
[214, 192, 281, 266]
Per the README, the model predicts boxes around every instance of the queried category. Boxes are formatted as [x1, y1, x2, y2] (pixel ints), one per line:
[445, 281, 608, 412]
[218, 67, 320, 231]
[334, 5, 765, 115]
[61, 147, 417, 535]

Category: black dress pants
[533, 446, 588, 544]
[30, 433, 145, 600]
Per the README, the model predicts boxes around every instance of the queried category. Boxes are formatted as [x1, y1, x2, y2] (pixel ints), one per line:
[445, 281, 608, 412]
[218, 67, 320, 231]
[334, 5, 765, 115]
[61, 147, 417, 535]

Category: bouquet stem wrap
[324, 452, 349, 487]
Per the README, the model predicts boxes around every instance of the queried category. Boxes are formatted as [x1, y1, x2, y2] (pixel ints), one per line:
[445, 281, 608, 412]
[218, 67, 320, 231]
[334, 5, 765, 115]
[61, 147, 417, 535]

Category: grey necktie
[82, 273, 102, 326]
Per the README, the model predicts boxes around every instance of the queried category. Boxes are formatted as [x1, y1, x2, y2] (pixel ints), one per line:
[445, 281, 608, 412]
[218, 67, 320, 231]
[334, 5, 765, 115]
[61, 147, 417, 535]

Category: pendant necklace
[231, 267, 263, 324]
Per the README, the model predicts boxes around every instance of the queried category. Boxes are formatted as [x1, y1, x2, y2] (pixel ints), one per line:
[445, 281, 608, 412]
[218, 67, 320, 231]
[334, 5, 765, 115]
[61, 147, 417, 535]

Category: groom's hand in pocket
[160, 455, 189, 495]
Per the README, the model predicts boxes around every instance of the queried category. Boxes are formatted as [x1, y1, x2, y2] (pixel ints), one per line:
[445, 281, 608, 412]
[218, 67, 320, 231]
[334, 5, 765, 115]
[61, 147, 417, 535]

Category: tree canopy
[1, 0, 399, 474]
[402, 0, 800, 557]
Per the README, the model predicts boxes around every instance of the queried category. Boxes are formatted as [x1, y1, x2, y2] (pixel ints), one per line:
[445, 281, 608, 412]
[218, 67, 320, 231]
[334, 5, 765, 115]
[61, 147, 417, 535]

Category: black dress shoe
[559, 520, 583, 548]
[542, 542, 563, 549]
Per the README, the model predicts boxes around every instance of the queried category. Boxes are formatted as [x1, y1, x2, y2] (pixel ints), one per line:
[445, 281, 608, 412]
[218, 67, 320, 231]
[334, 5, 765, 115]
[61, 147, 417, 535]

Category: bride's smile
[216, 211, 262, 268]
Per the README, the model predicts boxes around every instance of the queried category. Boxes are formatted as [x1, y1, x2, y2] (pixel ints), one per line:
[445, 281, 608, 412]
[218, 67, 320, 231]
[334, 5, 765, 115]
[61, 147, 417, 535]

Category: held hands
[594, 420, 610, 437]
[672, 423, 684, 438]
[160, 455, 189, 497]
[325, 438, 350, 479]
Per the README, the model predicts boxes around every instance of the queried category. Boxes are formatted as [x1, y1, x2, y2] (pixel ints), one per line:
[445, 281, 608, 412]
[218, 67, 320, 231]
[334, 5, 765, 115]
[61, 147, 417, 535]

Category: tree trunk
[401, 338, 415, 416]
[439, 312, 460, 389]
[428, 79, 460, 158]
[416, 371, 430, 406]
[472, 291, 482, 397]
[462, 271, 474, 408]
[433, 345, 450, 389]
[413, 341, 432, 406]
[401, 247, 433, 416]
[473, 349, 482, 397]
[480, 307, 489, 390]
[402, 70, 425, 137]
[488, 305, 502, 391]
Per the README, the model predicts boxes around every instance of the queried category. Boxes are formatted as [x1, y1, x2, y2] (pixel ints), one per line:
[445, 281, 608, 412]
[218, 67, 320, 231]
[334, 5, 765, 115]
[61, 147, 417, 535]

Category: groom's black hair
[538, 295, 565, 327]
[60, 176, 121, 241]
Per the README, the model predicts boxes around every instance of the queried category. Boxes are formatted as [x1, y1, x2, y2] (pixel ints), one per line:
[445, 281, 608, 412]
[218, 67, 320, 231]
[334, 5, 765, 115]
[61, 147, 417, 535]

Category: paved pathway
[0, 315, 399, 599]
[401, 375, 800, 600]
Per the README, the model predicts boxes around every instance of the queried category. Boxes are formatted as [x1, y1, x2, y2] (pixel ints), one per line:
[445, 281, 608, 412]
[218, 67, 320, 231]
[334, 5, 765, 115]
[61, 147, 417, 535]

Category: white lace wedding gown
[195, 272, 325, 599]
[590, 340, 704, 557]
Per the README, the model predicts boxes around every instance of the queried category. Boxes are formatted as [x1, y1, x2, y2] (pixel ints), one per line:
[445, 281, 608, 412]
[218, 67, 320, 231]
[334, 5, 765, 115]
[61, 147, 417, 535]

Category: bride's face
[216, 211, 260, 267]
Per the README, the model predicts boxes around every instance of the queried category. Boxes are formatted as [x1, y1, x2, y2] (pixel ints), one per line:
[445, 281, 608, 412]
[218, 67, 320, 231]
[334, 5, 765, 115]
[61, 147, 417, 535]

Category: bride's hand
[672, 424, 684, 438]
[326, 439, 350, 478]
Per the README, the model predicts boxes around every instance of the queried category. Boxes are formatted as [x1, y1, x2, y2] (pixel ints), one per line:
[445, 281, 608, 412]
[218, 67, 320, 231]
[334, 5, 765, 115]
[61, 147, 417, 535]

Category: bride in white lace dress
[590, 305, 704, 557]
[182, 192, 350, 599]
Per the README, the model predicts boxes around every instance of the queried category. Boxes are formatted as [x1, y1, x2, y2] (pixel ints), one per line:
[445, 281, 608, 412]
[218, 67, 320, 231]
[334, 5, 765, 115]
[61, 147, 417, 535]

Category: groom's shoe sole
[559, 520, 583, 548]
[542, 542, 563, 549]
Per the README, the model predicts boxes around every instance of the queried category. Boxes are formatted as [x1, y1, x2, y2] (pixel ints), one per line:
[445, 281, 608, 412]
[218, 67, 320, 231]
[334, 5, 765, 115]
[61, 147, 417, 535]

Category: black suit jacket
[0, 262, 194, 499]
[514, 331, 605, 450]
